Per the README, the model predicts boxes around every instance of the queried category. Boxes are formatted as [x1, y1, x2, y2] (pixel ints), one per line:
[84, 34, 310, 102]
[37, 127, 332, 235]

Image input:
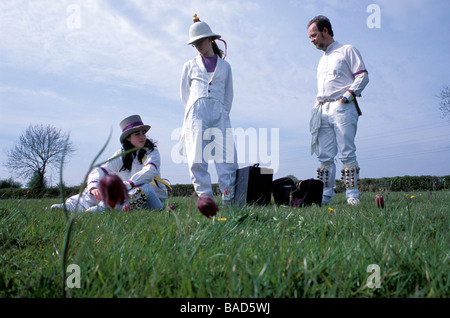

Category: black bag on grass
[234, 164, 274, 206]
[291, 178, 323, 207]
[271, 177, 296, 205]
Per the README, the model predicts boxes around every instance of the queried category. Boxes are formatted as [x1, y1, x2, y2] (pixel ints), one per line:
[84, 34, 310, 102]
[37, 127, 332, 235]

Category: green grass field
[0, 190, 448, 298]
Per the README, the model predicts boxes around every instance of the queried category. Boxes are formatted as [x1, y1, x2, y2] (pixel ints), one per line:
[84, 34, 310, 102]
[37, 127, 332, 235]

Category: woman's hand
[90, 188, 102, 201]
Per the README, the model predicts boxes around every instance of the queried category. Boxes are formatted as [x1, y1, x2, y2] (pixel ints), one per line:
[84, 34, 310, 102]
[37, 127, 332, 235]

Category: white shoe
[347, 198, 360, 206]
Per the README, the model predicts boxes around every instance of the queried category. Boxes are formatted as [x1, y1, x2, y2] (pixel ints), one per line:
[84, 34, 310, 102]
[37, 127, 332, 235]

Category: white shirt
[180, 54, 233, 113]
[316, 41, 369, 102]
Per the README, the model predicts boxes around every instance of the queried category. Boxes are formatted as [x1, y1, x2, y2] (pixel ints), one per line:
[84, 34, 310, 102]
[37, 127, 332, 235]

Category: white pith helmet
[187, 14, 221, 45]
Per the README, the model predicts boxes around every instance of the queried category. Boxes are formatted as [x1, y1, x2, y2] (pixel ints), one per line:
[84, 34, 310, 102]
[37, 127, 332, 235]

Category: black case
[272, 177, 296, 205]
[234, 164, 273, 206]
[291, 179, 323, 207]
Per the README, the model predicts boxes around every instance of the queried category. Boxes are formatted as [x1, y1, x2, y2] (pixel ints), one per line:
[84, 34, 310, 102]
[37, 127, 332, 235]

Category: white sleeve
[223, 64, 234, 113]
[125, 148, 161, 188]
[87, 149, 124, 190]
[343, 46, 369, 101]
[180, 61, 191, 107]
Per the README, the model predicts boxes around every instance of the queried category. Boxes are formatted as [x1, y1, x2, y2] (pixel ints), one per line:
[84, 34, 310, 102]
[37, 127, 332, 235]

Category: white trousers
[317, 101, 359, 200]
[184, 98, 238, 200]
[63, 183, 165, 212]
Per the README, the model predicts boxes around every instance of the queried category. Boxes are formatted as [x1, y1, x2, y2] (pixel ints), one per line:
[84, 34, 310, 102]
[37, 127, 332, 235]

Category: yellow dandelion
[410, 195, 415, 199]
[218, 218, 227, 221]
[328, 207, 335, 212]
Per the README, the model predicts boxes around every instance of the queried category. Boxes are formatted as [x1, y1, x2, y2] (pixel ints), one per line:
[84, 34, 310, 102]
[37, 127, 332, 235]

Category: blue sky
[1, 0, 449, 187]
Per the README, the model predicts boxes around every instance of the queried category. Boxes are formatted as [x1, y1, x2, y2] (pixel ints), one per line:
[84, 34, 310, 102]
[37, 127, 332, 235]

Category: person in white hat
[179, 14, 238, 205]
[51, 115, 171, 212]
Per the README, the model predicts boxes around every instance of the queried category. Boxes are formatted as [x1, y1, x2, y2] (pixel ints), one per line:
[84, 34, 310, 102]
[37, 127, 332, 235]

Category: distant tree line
[0, 178, 21, 189]
[0, 175, 448, 199]
[335, 175, 448, 193]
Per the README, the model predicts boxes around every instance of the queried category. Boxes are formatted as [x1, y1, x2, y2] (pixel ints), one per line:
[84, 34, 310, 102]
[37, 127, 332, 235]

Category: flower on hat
[193, 13, 200, 23]
[196, 195, 219, 218]
[98, 174, 130, 209]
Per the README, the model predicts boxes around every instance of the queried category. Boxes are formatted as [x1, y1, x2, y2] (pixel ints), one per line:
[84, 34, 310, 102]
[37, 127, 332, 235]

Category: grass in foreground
[0, 191, 448, 298]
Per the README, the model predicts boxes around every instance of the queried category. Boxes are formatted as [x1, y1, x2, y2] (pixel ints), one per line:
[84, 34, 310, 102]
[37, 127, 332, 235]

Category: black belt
[319, 96, 362, 116]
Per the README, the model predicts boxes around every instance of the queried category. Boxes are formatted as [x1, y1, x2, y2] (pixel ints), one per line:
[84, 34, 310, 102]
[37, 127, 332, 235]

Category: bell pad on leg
[341, 163, 360, 189]
[129, 187, 148, 209]
[316, 165, 330, 188]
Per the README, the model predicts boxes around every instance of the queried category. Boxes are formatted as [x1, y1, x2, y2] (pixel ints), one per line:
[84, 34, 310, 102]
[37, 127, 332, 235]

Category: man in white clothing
[307, 16, 369, 205]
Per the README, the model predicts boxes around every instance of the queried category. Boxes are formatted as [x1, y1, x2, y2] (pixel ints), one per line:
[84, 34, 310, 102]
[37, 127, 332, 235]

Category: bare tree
[4, 124, 76, 190]
[438, 85, 450, 123]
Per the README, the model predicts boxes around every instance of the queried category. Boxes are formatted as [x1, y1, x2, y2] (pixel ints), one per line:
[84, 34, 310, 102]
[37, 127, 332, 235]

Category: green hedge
[0, 175, 448, 199]
[359, 175, 449, 192]
[169, 183, 220, 197]
[0, 186, 82, 200]
[0, 183, 217, 199]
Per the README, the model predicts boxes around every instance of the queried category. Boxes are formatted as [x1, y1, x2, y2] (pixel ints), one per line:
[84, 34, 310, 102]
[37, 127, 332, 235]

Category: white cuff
[343, 91, 354, 102]
[123, 181, 132, 191]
